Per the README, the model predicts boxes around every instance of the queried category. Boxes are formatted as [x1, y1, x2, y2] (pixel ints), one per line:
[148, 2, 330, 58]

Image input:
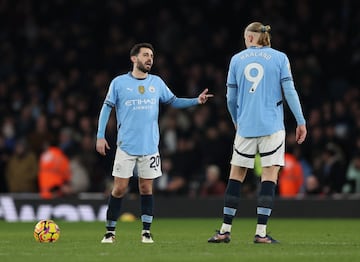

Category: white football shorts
[230, 130, 285, 168]
[111, 147, 162, 179]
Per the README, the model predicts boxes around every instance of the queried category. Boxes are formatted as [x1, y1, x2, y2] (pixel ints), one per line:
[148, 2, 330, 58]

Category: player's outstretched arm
[169, 88, 214, 108]
[198, 88, 214, 104]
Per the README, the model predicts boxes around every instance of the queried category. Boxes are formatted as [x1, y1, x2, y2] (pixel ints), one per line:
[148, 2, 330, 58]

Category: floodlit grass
[0, 218, 359, 262]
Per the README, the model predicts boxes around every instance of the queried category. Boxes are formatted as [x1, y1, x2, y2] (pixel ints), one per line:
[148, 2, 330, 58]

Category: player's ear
[249, 34, 254, 43]
[130, 55, 137, 63]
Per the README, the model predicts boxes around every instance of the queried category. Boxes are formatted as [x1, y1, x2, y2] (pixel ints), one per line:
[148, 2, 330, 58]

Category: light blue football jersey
[105, 72, 176, 155]
[227, 46, 298, 137]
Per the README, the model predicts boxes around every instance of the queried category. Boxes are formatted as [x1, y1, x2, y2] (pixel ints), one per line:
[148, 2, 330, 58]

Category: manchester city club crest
[138, 86, 145, 94]
[149, 86, 155, 93]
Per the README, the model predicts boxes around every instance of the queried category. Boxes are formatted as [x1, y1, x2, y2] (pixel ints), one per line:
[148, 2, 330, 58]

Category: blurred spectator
[342, 152, 360, 194]
[38, 139, 73, 199]
[163, 137, 198, 196]
[200, 125, 232, 182]
[27, 114, 54, 159]
[153, 155, 191, 196]
[16, 105, 35, 138]
[305, 175, 322, 195]
[5, 138, 37, 193]
[70, 155, 90, 194]
[0, 135, 10, 193]
[78, 115, 95, 136]
[2, 116, 16, 151]
[159, 109, 182, 155]
[199, 165, 226, 197]
[154, 157, 174, 194]
[278, 153, 304, 198]
[286, 133, 313, 193]
[216, 118, 234, 173]
[318, 143, 347, 195]
[58, 127, 78, 157]
[77, 133, 103, 192]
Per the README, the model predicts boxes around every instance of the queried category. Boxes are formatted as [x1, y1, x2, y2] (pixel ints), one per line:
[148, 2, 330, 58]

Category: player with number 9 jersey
[208, 22, 306, 245]
[226, 44, 304, 137]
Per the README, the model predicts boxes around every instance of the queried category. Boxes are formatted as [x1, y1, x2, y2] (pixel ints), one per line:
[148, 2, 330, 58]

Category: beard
[137, 61, 152, 73]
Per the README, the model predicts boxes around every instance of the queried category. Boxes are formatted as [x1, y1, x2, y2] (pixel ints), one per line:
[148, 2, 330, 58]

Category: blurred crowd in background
[0, 0, 359, 199]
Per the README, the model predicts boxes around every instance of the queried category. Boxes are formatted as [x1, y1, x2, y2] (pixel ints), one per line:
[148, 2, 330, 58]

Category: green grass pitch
[0, 218, 359, 262]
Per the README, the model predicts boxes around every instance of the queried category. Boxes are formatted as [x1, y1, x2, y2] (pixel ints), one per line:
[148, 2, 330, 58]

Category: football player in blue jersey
[96, 43, 213, 243]
[208, 22, 307, 244]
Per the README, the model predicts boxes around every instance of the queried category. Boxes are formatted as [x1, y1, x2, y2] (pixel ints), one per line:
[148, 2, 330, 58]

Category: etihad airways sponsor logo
[124, 98, 157, 106]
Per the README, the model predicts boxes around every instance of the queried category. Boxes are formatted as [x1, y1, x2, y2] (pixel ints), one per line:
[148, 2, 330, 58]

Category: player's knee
[138, 182, 153, 195]
[112, 185, 127, 197]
